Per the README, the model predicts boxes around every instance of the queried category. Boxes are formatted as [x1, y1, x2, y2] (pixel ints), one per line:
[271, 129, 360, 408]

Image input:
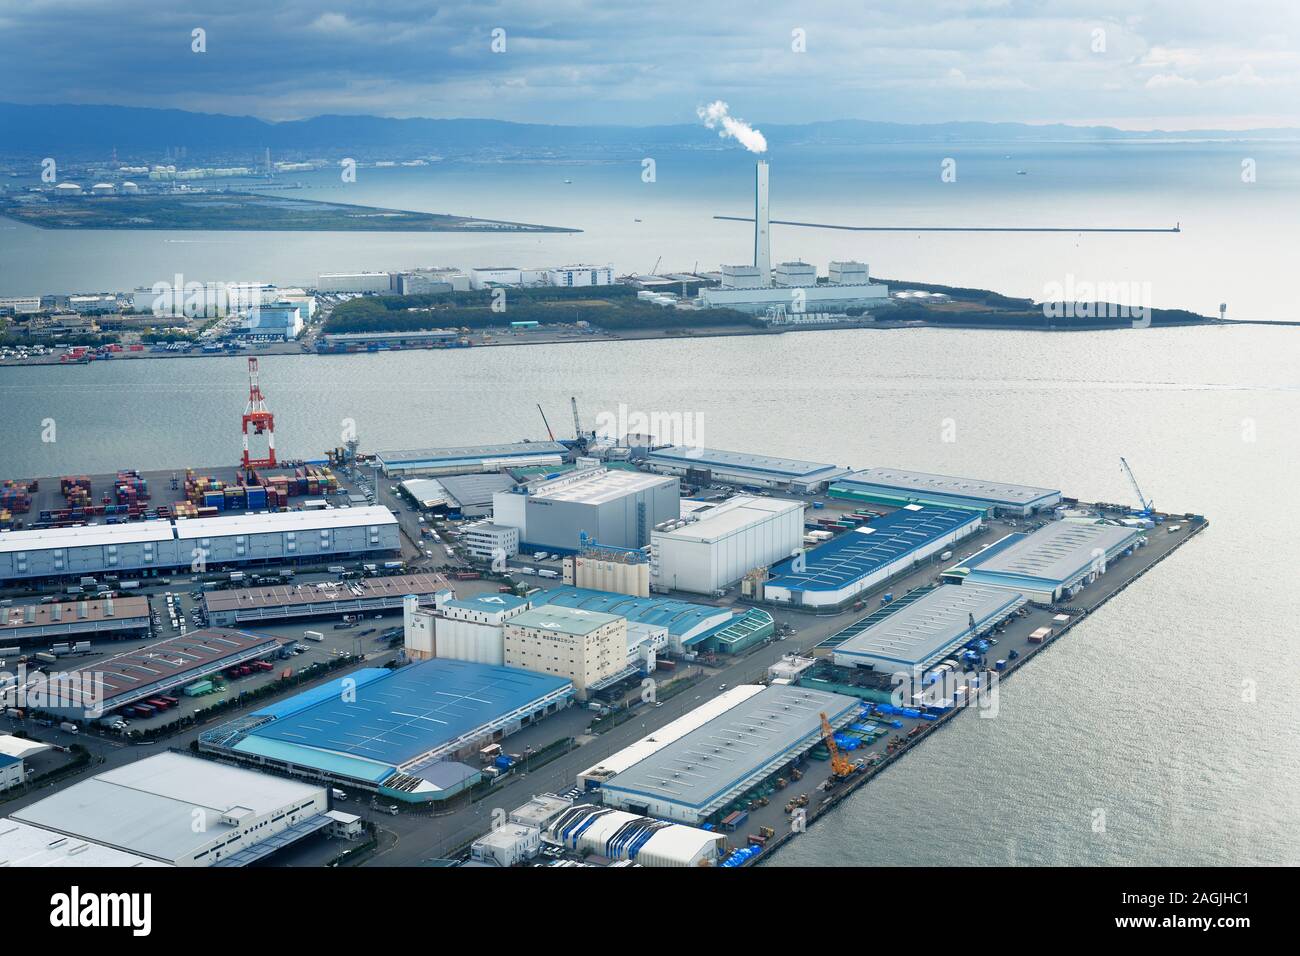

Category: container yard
[0, 463, 347, 531]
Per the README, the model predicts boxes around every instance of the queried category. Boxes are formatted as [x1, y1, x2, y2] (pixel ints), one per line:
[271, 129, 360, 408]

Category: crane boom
[570, 396, 583, 440]
[1119, 457, 1153, 513]
[819, 712, 853, 779]
[536, 403, 555, 442]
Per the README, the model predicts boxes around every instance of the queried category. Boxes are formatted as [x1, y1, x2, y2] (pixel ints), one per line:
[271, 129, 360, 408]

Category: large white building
[315, 272, 392, 294]
[504, 604, 628, 700]
[461, 521, 520, 561]
[10, 752, 329, 867]
[0, 506, 400, 584]
[547, 264, 613, 287]
[407, 592, 531, 665]
[650, 495, 805, 595]
[492, 468, 680, 553]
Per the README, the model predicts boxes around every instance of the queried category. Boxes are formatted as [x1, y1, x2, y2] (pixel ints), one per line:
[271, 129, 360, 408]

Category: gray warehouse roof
[833, 584, 1028, 669]
[839, 468, 1060, 507]
[376, 442, 568, 466]
[965, 522, 1141, 583]
[645, 446, 848, 481]
[601, 684, 858, 816]
[0, 819, 169, 868]
[12, 752, 323, 864]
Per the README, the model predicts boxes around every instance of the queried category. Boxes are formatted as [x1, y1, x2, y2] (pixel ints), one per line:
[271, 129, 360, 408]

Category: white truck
[303, 630, 325, 642]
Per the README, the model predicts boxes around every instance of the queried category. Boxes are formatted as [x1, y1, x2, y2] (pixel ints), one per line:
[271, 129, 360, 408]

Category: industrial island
[0, 363, 1206, 868]
[0, 160, 1213, 367]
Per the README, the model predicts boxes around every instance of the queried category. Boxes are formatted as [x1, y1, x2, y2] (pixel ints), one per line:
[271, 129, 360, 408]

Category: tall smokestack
[754, 160, 770, 287]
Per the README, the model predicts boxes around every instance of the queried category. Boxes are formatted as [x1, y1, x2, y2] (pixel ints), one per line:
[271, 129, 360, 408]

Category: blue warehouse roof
[532, 586, 732, 639]
[240, 659, 572, 769]
[767, 506, 981, 592]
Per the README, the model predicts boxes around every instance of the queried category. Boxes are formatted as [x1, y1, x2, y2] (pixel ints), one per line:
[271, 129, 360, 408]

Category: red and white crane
[241, 357, 277, 474]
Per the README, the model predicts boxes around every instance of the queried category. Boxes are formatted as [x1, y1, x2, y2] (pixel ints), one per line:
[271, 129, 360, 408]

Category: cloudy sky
[1, 0, 1296, 129]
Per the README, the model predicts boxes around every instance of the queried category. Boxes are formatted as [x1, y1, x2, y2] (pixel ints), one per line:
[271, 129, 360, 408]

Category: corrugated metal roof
[376, 442, 567, 466]
[646, 446, 847, 480]
[0, 520, 174, 554]
[767, 506, 980, 592]
[11, 752, 323, 863]
[530, 468, 674, 505]
[833, 583, 1027, 667]
[837, 468, 1060, 506]
[600, 684, 858, 814]
[532, 586, 732, 639]
[964, 521, 1140, 583]
[579, 685, 765, 780]
[237, 659, 572, 769]
[175, 505, 396, 538]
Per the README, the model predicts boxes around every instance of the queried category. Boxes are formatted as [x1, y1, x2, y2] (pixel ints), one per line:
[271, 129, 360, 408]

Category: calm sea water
[2, 141, 1299, 321]
[1, 325, 1297, 865]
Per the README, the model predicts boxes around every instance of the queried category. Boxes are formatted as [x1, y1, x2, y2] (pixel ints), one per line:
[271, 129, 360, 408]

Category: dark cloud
[1, 0, 1296, 127]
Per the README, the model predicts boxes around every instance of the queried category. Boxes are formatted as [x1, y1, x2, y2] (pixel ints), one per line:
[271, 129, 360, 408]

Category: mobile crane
[819, 711, 855, 781]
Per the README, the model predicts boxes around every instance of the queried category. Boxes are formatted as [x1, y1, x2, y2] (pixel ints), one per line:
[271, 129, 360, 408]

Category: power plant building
[699, 161, 889, 314]
[649, 495, 805, 595]
[831, 468, 1062, 517]
[491, 468, 679, 553]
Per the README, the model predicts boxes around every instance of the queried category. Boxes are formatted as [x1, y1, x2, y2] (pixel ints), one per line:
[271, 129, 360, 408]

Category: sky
[1, 0, 1297, 130]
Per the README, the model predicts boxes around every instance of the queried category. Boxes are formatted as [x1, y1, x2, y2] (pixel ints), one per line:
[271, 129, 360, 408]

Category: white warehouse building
[547, 264, 613, 287]
[492, 468, 680, 553]
[315, 272, 392, 294]
[10, 752, 330, 868]
[0, 506, 400, 584]
[649, 495, 805, 595]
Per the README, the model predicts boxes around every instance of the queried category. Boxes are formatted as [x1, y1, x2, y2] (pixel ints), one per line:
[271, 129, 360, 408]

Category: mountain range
[3, 102, 1296, 158]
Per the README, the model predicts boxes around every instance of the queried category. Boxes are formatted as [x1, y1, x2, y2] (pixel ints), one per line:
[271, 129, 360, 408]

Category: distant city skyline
[0, 1, 1296, 130]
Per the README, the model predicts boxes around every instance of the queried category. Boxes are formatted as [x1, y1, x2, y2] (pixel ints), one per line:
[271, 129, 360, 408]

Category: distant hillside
[2, 102, 1296, 157]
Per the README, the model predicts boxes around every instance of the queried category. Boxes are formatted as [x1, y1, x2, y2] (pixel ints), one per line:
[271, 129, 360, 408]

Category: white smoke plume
[697, 100, 767, 154]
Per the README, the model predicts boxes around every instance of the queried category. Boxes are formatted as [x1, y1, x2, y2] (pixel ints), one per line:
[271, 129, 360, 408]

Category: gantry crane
[241, 357, 277, 475]
[819, 712, 854, 780]
[1119, 457, 1153, 516]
